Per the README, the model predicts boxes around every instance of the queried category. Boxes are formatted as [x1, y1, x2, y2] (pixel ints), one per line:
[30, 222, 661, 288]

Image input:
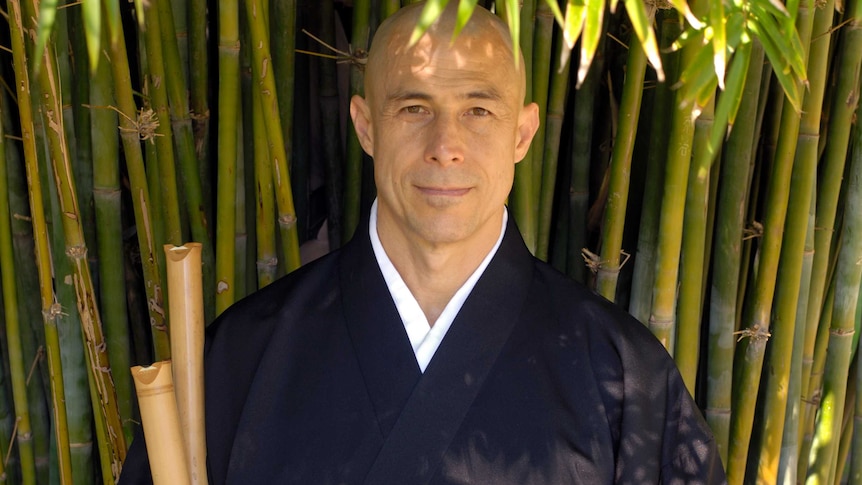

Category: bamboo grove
[0, 0, 860, 482]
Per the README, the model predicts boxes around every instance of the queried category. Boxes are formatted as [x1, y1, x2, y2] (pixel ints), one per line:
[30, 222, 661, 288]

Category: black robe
[120, 216, 726, 484]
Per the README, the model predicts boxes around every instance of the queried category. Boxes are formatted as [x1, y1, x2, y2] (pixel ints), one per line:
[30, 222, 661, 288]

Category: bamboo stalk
[756, 2, 834, 480]
[595, 10, 650, 302]
[105, 14, 170, 361]
[8, 0, 74, 481]
[511, 0, 537, 253]
[0, 75, 37, 485]
[165, 244, 207, 484]
[318, 0, 345, 251]
[628, 12, 680, 323]
[530, 0, 554, 254]
[216, 0, 240, 316]
[726, 4, 815, 481]
[537, 25, 572, 263]
[705, 39, 765, 464]
[244, 0, 302, 272]
[253, 83, 278, 288]
[343, 0, 371, 243]
[806, 80, 862, 484]
[90, 18, 134, 446]
[156, 0, 216, 322]
[131, 362, 191, 485]
[141, 0, 184, 246]
[188, 0, 210, 174]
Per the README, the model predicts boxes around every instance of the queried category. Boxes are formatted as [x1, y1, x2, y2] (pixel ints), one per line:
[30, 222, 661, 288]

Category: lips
[416, 186, 471, 197]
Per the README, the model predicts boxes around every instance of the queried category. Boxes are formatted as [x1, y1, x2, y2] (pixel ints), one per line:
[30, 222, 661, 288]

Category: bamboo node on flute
[733, 327, 772, 342]
[299, 29, 368, 69]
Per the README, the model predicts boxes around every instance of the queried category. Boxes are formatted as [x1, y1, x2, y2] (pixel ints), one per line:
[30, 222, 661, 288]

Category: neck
[377, 214, 503, 325]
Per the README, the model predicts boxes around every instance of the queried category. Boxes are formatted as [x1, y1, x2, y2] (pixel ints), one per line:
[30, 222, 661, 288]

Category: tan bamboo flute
[131, 362, 191, 485]
[165, 243, 208, 484]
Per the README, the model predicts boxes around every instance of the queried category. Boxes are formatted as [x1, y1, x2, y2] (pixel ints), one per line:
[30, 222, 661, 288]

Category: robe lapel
[340, 228, 423, 439]
[362, 216, 534, 485]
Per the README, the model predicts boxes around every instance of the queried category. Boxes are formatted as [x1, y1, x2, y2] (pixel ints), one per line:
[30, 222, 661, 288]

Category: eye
[403, 105, 427, 115]
[467, 107, 491, 117]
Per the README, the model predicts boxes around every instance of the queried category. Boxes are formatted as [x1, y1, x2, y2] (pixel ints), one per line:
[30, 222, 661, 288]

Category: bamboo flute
[165, 243, 208, 484]
[131, 362, 191, 485]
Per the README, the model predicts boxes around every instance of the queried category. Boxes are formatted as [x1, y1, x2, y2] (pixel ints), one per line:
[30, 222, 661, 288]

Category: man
[121, 3, 725, 484]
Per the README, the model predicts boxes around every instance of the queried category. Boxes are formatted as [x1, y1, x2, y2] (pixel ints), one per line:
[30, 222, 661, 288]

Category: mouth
[416, 186, 471, 197]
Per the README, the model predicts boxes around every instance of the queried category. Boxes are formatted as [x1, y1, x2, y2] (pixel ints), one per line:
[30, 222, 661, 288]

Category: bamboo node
[300, 29, 368, 69]
[12, 213, 31, 222]
[66, 244, 87, 260]
[278, 214, 298, 228]
[217, 280, 230, 294]
[743, 221, 763, 241]
[580, 248, 630, 274]
[732, 327, 771, 342]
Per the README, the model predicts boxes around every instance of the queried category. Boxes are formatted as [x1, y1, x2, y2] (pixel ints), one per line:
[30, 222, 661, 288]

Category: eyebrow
[385, 89, 504, 103]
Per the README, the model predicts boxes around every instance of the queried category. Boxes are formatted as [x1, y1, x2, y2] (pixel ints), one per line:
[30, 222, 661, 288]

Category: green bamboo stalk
[851, 307, 862, 482]
[647, 45, 700, 349]
[705, 39, 765, 464]
[756, 3, 833, 480]
[105, 6, 170, 360]
[806, 84, 862, 484]
[530, 0, 553, 250]
[537, 27, 572, 263]
[834, 357, 856, 485]
[8, 1, 74, 482]
[189, 0, 210, 176]
[244, 0, 302, 272]
[156, 0, 216, 321]
[726, 4, 815, 481]
[234, 127, 249, 300]
[629, 12, 680, 323]
[802, 0, 862, 419]
[342, 0, 371, 243]
[0, 69, 38, 485]
[216, 0, 240, 316]
[565, 40, 604, 284]
[776, 185, 816, 485]
[595, 11, 650, 302]
[270, 0, 298, 239]
[799, 274, 837, 477]
[319, 0, 345, 251]
[90, 21, 134, 446]
[170, 0, 190, 83]
[511, 0, 537, 253]
[253, 82, 278, 288]
[29, 6, 128, 479]
[383, 0, 401, 18]
[141, 0, 183, 246]
[674, 92, 715, 391]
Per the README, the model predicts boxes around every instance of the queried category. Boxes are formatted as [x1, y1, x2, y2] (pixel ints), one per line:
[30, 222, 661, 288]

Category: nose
[424, 114, 465, 166]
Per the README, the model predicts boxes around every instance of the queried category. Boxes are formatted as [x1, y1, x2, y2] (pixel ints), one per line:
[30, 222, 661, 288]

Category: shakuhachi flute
[131, 362, 191, 485]
[164, 243, 208, 484]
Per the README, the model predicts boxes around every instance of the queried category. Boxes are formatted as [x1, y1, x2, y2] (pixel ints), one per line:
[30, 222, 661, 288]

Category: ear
[350, 95, 374, 157]
[514, 102, 540, 163]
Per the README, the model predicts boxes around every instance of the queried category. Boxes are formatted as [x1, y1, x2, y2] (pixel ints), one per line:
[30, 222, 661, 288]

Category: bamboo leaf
[32, 0, 58, 74]
[577, 0, 604, 86]
[710, 0, 726, 88]
[452, 0, 479, 40]
[544, 0, 565, 25]
[410, 0, 450, 45]
[563, 0, 586, 49]
[676, 40, 716, 106]
[705, 38, 751, 162]
[82, 0, 101, 71]
[665, 0, 704, 29]
[746, 18, 803, 112]
[504, 0, 521, 65]
[623, 0, 663, 81]
[133, 0, 146, 30]
[750, 1, 806, 79]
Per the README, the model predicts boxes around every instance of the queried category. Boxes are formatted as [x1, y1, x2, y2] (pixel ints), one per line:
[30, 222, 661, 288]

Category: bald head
[364, 3, 525, 105]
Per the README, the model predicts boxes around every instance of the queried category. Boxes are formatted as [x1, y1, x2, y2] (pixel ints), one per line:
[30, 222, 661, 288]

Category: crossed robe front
[120, 215, 726, 484]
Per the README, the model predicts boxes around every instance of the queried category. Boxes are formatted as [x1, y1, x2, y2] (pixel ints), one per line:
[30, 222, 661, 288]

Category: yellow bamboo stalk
[131, 362, 191, 485]
[164, 244, 207, 485]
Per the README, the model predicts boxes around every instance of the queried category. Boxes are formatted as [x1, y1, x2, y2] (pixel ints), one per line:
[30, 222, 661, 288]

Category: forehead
[367, 14, 523, 105]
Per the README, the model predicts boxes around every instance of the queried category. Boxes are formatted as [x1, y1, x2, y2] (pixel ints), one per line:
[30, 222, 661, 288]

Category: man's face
[352, 16, 538, 250]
